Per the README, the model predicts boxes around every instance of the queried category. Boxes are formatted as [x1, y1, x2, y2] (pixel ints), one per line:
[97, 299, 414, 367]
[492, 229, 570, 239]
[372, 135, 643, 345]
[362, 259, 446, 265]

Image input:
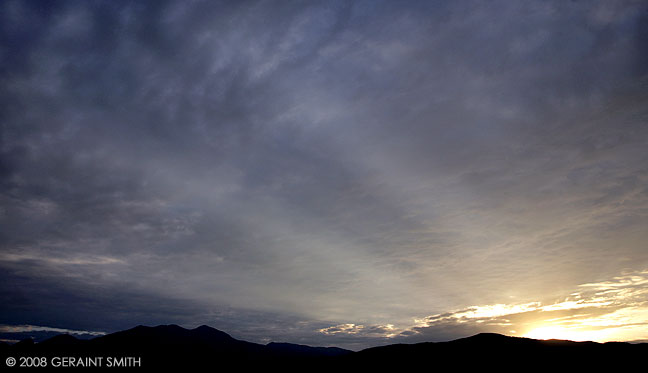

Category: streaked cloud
[318, 269, 648, 343]
[1, 0, 646, 350]
[0, 324, 106, 344]
[319, 323, 397, 338]
[0, 324, 105, 337]
[0, 253, 124, 266]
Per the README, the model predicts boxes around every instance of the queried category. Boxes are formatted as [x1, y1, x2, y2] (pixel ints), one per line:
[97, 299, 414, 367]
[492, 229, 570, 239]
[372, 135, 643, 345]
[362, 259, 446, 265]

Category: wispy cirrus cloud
[1, 0, 646, 350]
[0, 252, 124, 266]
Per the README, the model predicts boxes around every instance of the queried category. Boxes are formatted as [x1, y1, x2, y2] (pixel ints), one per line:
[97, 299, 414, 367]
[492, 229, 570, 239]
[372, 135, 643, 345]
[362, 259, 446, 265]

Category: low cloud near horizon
[1, 0, 647, 350]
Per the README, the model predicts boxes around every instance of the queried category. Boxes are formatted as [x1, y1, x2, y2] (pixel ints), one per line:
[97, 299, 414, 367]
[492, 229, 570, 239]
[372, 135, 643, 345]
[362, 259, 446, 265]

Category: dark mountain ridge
[354, 332, 647, 370]
[2, 325, 646, 371]
[1, 324, 350, 370]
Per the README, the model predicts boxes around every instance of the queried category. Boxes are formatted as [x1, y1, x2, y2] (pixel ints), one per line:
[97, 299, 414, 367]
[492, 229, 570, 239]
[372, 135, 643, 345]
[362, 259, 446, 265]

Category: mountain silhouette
[1, 324, 350, 370]
[2, 326, 646, 371]
[348, 332, 647, 370]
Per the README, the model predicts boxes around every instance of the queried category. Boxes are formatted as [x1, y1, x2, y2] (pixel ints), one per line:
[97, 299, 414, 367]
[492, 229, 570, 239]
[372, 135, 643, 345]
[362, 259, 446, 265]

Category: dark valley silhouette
[1, 325, 646, 371]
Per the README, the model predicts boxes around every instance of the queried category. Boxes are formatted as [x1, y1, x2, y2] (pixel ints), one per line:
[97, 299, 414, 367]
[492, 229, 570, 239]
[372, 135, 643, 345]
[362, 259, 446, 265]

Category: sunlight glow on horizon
[317, 269, 648, 344]
[523, 326, 613, 342]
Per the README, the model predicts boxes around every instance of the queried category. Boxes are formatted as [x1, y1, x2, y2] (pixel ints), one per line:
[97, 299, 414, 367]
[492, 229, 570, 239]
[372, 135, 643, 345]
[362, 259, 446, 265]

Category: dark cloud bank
[1, 0, 647, 349]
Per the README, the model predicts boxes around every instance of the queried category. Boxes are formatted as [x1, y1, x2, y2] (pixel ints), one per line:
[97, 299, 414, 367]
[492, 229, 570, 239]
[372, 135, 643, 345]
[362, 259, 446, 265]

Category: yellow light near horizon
[523, 326, 611, 342]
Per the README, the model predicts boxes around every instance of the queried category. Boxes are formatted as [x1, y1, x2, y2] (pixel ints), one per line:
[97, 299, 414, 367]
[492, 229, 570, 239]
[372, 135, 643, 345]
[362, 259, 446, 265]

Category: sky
[1, 0, 647, 350]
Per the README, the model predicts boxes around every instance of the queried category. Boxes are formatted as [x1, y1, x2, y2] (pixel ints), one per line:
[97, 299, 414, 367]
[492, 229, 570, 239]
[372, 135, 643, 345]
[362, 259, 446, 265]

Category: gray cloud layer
[1, 0, 647, 349]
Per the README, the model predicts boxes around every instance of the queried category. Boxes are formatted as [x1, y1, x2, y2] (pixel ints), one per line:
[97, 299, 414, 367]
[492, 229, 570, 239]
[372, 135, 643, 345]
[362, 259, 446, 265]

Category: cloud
[0, 324, 105, 344]
[1, 0, 647, 350]
[318, 323, 397, 337]
[318, 269, 648, 344]
[0, 324, 105, 336]
[0, 252, 124, 266]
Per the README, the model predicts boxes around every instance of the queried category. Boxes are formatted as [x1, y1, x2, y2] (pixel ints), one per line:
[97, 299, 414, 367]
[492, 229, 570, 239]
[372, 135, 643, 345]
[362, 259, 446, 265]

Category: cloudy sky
[1, 0, 647, 350]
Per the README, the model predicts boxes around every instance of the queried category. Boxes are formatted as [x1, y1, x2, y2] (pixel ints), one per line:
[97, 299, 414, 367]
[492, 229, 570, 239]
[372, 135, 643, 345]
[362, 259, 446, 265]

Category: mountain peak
[193, 324, 216, 332]
[191, 325, 234, 340]
[39, 334, 80, 346]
